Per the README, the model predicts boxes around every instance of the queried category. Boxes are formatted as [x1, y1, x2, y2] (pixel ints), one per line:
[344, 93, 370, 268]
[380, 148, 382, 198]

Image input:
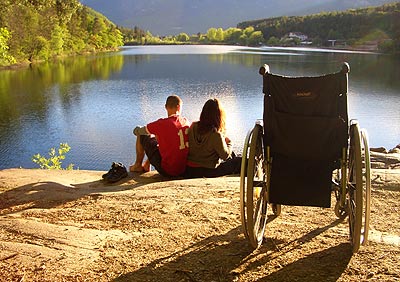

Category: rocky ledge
[370, 144, 400, 169]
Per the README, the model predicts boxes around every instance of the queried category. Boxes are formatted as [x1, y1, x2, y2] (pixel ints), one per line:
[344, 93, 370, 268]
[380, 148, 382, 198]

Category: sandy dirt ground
[0, 165, 399, 282]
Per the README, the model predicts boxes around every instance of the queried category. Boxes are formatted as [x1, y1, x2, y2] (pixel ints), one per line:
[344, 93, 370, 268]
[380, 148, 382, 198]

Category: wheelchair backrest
[261, 63, 349, 161]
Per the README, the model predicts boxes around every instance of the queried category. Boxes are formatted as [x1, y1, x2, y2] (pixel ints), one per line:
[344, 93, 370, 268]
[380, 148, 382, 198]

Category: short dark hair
[198, 98, 226, 135]
[165, 95, 182, 108]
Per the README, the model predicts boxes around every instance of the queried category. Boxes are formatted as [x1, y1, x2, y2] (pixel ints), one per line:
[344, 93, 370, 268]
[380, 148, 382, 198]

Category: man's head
[165, 95, 182, 116]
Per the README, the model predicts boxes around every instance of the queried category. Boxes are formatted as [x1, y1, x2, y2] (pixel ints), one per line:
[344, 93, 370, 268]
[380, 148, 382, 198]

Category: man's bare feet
[129, 162, 150, 173]
[143, 159, 151, 172]
[129, 164, 145, 172]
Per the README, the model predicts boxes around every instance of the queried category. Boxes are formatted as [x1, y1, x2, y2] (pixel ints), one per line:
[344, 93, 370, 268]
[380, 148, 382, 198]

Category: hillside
[0, 0, 123, 66]
[79, 0, 396, 35]
[238, 2, 400, 52]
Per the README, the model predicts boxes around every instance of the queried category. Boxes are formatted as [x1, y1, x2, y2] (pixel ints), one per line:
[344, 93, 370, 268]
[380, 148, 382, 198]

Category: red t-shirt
[147, 115, 190, 176]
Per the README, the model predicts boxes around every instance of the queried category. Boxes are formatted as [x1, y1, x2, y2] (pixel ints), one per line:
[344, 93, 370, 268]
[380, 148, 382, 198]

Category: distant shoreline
[0, 48, 119, 71]
[1, 43, 392, 71]
[123, 42, 383, 53]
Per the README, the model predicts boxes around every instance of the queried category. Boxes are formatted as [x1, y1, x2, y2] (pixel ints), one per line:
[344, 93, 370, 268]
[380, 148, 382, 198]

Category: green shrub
[32, 143, 74, 170]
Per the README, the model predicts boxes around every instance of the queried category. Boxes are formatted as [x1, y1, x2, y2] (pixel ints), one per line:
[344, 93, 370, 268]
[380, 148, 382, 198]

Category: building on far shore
[285, 32, 312, 45]
[327, 39, 347, 47]
[288, 32, 308, 42]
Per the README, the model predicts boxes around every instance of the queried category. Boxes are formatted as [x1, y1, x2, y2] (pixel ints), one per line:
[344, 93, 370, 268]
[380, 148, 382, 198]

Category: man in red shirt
[129, 95, 190, 177]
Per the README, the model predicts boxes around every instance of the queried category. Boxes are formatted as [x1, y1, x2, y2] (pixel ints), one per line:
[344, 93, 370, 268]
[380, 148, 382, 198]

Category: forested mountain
[120, 3, 399, 53]
[238, 2, 400, 52]
[80, 0, 396, 35]
[0, 0, 123, 66]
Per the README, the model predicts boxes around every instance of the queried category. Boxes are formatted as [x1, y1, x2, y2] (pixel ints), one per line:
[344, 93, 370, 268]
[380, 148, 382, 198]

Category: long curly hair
[198, 98, 226, 135]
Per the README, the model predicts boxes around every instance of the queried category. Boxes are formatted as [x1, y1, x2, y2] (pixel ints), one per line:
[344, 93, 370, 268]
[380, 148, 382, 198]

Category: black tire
[244, 124, 268, 248]
[240, 128, 253, 240]
[360, 129, 371, 246]
[348, 122, 365, 253]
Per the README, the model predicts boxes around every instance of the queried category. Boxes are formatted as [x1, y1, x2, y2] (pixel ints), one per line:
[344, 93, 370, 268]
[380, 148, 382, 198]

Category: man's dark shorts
[140, 135, 168, 176]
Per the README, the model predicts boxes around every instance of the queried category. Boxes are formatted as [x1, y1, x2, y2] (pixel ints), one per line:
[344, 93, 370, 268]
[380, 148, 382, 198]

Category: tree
[109, 26, 123, 47]
[379, 39, 395, 52]
[248, 30, 264, 46]
[92, 17, 107, 35]
[176, 32, 189, 42]
[267, 36, 279, 46]
[32, 35, 50, 60]
[244, 26, 255, 37]
[238, 34, 248, 45]
[0, 27, 16, 66]
[327, 29, 343, 40]
[55, 0, 81, 24]
[224, 27, 242, 43]
[207, 28, 217, 42]
[50, 24, 65, 56]
[215, 28, 224, 41]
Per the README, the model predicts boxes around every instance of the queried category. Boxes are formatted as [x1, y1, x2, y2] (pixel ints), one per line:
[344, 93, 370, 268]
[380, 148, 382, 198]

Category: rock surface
[0, 167, 399, 281]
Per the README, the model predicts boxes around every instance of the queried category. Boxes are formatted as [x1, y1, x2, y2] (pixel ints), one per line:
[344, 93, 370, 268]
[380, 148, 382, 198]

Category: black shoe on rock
[102, 162, 118, 179]
[103, 162, 128, 183]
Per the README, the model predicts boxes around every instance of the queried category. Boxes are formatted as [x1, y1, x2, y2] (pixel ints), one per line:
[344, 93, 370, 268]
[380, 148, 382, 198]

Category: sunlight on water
[264, 46, 376, 54]
[120, 45, 243, 55]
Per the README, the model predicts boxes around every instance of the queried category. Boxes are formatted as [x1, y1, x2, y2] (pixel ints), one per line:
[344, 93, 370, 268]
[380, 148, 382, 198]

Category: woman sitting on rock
[184, 98, 241, 178]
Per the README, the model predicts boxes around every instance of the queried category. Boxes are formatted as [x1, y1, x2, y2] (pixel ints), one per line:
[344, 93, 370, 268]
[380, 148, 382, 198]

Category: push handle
[259, 64, 270, 75]
[341, 62, 350, 73]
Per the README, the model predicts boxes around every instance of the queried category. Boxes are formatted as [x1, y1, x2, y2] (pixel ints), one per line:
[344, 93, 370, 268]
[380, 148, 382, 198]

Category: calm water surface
[0, 45, 399, 170]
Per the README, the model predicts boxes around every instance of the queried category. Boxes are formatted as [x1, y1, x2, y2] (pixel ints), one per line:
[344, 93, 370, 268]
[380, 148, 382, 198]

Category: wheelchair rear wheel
[361, 129, 371, 245]
[240, 128, 253, 240]
[240, 123, 268, 248]
[348, 122, 371, 253]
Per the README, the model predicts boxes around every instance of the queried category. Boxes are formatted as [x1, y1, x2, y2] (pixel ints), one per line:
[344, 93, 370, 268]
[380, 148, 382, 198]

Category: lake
[0, 45, 399, 170]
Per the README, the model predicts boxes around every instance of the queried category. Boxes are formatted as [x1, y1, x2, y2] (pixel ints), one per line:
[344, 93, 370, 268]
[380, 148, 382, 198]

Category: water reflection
[0, 55, 124, 122]
[0, 46, 399, 170]
[0, 54, 124, 169]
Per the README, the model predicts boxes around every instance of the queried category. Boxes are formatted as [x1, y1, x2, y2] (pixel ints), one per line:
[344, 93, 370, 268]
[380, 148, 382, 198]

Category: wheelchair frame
[240, 63, 371, 253]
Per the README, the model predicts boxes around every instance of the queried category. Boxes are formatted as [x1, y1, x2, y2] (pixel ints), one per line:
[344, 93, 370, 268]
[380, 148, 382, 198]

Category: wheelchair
[240, 63, 371, 253]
